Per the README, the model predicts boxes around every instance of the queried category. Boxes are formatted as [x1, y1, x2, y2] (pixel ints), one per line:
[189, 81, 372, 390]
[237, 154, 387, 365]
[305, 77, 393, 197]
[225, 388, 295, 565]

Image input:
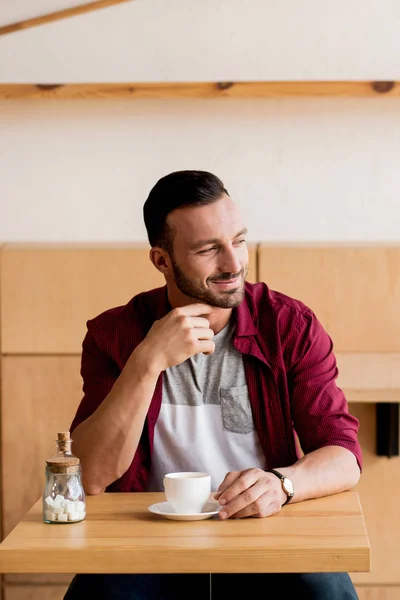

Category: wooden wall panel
[0, 246, 164, 354]
[336, 354, 400, 403]
[4, 585, 396, 600]
[4, 584, 399, 600]
[258, 245, 400, 352]
[4, 574, 72, 584]
[1, 356, 81, 538]
[4, 585, 69, 600]
[350, 404, 400, 585]
[0, 244, 256, 355]
[356, 587, 400, 600]
[247, 244, 257, 284]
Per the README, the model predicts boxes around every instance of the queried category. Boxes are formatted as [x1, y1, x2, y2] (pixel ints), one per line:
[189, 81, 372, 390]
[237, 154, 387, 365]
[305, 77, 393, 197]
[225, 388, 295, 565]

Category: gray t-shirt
[147, 320, 266, 492]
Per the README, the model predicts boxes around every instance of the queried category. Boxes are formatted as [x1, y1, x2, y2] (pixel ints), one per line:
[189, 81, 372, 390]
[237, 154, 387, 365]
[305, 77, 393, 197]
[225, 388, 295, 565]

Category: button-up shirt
[71, 282, 362, 492]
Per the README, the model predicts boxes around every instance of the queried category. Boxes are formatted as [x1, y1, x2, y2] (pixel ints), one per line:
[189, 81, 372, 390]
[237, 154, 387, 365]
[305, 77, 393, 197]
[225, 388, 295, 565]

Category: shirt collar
[234, 286, 258, 337]
[153, 286, 171, 320]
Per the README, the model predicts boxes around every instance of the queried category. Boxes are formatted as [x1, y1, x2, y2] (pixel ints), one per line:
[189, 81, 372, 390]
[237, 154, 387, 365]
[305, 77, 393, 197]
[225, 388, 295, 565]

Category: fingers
[214, 471, 241, 499]
[215, 469, 284, 520]
[179, 303, 216, 317]
[189, 318, 214, 332]
[218, 480, 268, 519]
[147, 303, 217, 371]
[196, 340, 215, 355]
[216, 469, 260, 505]
[192, 327, 214, 340]
[190, 325, 214, 354]
[224, 492, 280, 520]
[174, 314, 213, 336]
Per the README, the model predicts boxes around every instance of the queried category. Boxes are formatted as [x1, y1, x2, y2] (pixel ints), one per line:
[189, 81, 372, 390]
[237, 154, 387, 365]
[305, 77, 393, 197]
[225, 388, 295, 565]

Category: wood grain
[336, 354, 400, 403]
[1, 356, 81, 538]
[4, 574, 72, 584]
[4, 586, 69, 600]
[0, 244, 256, 354]
[0, 245, 163, 354]
[0, 492, 370, 574]
[258, 245, 400, 352]
[356, 588, 400, 600]
[4, 584, 400, 600]
[0, 81, 398, 100]
[350, 404, 400, 585]
[0, 0, 133, 36]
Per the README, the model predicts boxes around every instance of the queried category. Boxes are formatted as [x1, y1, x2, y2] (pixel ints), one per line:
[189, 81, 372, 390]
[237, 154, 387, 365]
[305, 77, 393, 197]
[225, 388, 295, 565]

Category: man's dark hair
[143, 170, 229, 251]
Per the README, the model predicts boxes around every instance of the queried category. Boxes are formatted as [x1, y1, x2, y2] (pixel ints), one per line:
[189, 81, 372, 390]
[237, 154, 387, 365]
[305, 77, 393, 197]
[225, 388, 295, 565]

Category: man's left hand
[214, 468, 287, 519]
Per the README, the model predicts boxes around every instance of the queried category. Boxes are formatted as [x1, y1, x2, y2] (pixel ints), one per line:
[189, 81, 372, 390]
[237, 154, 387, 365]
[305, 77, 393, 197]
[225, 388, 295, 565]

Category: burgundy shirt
[71, 282, 362, 492]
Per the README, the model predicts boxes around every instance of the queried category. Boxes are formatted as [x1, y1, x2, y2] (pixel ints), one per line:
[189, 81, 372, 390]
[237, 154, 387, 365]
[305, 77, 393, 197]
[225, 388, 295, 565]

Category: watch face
[283, 477, 294, 495]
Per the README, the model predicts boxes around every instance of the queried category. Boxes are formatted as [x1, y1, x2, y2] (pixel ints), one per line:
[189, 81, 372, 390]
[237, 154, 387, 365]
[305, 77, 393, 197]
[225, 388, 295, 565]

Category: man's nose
[218, 247, 242, 275]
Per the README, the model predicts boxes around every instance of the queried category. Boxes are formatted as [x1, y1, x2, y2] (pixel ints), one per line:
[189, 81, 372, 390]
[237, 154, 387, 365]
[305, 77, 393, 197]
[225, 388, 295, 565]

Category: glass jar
[43, 431, 86, 524]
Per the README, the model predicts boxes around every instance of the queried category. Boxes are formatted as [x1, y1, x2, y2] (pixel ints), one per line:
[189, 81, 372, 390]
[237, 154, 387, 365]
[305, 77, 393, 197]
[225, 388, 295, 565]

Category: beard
[170, 255, 247, 309]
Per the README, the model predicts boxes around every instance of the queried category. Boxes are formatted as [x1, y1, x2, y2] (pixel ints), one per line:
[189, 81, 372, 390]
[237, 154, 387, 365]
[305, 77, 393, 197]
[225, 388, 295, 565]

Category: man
[65, 170, 361, 599]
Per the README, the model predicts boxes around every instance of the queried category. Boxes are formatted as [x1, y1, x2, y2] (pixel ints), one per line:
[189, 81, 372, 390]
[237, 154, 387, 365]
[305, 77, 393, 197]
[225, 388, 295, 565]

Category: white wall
[1, 0, 400, 81]
[0, 0, 400, 242]
[0, 0, 91, 28]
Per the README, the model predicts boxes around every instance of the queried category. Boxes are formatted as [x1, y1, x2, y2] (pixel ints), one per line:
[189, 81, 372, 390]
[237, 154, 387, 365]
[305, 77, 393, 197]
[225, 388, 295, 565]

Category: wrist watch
[267, 469, 295, 506]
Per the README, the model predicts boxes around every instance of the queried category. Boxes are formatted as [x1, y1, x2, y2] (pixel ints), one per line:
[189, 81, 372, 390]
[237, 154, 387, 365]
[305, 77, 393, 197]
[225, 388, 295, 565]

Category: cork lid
[46, 432, 80, 474]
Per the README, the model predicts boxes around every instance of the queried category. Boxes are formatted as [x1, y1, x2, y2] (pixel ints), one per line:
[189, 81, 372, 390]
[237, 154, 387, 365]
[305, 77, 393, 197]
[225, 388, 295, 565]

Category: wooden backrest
[258, 244, 400, 352]
[0, 244, 257, 354]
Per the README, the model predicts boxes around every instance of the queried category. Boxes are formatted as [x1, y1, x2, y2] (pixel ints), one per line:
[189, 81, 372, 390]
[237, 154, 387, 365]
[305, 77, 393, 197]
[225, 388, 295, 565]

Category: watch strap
[267, 469, 294, 506]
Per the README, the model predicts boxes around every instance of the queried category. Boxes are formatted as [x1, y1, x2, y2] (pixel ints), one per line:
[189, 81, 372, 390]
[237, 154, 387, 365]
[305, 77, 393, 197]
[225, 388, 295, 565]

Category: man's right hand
[135, 303, 216, 374]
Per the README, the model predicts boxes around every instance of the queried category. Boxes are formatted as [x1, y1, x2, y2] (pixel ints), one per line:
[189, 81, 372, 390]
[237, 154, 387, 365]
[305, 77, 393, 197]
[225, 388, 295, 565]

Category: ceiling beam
[0, 0, 133, 36]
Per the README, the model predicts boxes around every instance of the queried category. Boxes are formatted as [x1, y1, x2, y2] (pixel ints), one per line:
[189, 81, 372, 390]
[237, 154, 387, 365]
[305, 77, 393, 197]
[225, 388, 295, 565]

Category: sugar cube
[57, 513, 68, 522]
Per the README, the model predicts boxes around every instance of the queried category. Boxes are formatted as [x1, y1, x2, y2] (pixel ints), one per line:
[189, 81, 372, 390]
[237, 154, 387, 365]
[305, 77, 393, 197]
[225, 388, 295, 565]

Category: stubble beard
[170, 256, 247, 309]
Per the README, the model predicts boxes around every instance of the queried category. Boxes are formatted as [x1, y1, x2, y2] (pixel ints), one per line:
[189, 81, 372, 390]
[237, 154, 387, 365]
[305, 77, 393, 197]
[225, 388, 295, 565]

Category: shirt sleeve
[70, 324, 120, 433]
[287, 308, 362, 471]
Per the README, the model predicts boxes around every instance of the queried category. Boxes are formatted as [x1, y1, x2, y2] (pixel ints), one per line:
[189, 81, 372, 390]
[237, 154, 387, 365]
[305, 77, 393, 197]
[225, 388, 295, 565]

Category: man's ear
[149, 246, 171, 275]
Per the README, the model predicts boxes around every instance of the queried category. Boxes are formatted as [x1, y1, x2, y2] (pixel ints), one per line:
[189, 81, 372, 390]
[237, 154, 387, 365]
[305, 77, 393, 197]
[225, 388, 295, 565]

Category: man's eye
[198, 247, 217, 255]
[234, 239, 246, 245]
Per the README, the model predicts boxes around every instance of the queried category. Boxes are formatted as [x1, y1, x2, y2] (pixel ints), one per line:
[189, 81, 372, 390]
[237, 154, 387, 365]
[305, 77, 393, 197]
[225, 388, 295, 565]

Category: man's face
[166, 194, 249, 308]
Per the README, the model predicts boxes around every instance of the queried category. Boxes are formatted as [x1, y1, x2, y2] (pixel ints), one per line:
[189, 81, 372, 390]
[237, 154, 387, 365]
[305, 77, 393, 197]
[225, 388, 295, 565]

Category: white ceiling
[0, 0, 101, 27]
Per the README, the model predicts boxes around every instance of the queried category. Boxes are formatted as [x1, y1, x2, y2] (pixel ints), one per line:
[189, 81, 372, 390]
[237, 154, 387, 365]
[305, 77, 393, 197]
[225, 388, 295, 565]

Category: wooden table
[0, 492, 370, 574]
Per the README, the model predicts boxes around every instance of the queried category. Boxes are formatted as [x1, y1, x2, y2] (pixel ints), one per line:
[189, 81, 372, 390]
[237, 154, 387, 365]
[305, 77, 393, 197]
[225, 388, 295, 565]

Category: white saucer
[148, 500, 221, 521]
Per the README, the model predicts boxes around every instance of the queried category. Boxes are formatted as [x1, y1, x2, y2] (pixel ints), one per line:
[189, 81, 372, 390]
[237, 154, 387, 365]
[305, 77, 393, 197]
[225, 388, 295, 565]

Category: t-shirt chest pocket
[219, 385, 255, 434]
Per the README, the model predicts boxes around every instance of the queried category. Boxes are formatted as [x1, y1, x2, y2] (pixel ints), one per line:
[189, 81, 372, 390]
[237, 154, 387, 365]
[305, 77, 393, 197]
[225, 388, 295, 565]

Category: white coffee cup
[163, 472, 211, 515]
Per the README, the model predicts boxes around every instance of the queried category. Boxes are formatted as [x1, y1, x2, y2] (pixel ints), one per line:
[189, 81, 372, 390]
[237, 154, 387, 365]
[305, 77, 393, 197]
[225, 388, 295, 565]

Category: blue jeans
[64, 573, 359, 599]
